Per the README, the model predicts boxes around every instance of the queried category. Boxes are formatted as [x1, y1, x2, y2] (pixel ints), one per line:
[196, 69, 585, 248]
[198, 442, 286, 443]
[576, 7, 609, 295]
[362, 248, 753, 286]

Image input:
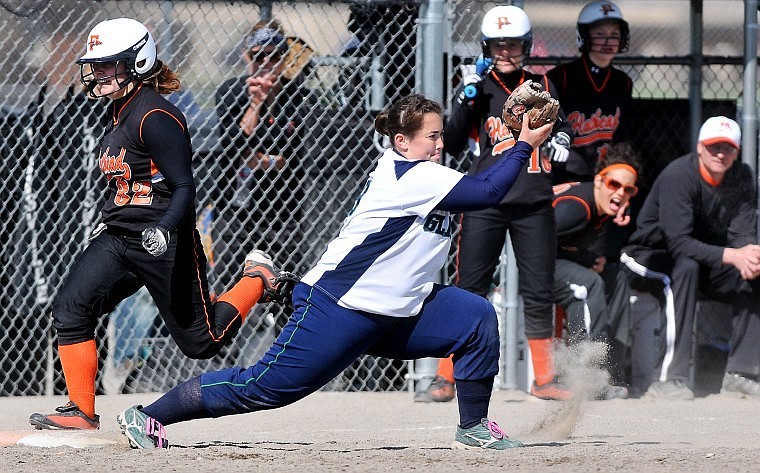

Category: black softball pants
[52, 228, 242, 359]
[623, 248, 760, 381]
[456, 201, 556, 339]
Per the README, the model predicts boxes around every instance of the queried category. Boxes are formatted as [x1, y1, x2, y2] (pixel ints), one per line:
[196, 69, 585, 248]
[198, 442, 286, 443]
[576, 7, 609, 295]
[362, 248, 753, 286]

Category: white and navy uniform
[197, 142, 533, 415]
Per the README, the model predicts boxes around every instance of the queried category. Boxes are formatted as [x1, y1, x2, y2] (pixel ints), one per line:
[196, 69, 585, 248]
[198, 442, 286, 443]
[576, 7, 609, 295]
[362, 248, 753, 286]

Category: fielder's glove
[142, 226, 170, 257]
[502, 79, 560, 139]
[547, 132, 571, 163]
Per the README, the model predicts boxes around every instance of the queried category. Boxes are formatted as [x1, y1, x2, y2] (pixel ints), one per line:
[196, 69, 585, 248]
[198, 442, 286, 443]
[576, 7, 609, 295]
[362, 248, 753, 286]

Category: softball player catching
[29, 18, 294, 431]
[115, 94, 553, 450]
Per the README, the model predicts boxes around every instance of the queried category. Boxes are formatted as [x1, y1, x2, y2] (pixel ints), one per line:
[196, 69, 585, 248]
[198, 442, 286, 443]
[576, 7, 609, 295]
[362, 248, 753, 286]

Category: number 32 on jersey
[100, 146, 154, 206]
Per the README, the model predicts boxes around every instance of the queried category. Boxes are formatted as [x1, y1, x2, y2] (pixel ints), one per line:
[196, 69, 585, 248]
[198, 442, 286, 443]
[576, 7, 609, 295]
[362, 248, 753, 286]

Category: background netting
[0, 0, 751, 395]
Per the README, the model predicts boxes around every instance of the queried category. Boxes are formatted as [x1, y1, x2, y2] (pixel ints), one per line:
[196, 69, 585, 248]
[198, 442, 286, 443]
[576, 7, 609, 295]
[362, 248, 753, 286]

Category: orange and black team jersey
[546, 55, 632, 182]
[552, 181, 610, 268]
[444, 68, 573, 207]
[99, 84, 195, 236]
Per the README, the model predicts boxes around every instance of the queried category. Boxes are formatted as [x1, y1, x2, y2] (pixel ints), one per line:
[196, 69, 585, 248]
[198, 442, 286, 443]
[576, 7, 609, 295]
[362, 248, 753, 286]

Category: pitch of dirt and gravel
[1, 387, 758, 472]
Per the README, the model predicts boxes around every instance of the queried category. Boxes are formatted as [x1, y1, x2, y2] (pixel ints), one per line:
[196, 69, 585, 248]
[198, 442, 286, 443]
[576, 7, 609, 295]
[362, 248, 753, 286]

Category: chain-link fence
[0, 0, 751, 396]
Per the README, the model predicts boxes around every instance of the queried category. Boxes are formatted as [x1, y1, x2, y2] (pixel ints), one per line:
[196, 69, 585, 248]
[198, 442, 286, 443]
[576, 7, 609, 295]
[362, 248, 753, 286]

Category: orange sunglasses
[601, 174, 638, 196]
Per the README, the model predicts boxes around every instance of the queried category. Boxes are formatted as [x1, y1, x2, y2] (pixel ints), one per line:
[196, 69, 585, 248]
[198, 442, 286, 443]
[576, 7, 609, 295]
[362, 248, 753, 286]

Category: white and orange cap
[698, 116, 741, 149]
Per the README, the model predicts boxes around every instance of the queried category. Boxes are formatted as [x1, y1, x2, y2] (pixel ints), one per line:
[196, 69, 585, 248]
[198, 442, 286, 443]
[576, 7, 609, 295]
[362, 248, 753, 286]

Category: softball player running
[29, 18, 294, 431]
[115, 94, 553, 450]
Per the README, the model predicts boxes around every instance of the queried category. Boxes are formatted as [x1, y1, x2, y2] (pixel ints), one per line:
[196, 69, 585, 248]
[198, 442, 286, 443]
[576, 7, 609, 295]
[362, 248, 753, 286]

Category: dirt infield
[1, 389, 758, 472]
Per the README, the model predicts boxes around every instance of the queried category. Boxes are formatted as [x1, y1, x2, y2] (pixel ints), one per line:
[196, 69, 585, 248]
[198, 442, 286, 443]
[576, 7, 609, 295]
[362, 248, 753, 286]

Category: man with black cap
[214, 19, 312, 323]
[621, 116, 760, 399]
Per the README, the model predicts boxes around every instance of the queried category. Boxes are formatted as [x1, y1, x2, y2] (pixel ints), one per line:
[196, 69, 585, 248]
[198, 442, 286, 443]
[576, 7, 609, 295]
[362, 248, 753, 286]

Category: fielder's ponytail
[375, 94, 443, 138]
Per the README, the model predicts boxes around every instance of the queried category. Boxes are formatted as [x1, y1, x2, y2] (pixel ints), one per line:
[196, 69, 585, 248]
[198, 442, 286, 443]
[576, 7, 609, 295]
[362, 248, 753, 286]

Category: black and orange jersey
[445, 68, 573, 207]
[552, 181, 609, 267]
[546, 54, 632, 183]
[99, 84, 195, 235]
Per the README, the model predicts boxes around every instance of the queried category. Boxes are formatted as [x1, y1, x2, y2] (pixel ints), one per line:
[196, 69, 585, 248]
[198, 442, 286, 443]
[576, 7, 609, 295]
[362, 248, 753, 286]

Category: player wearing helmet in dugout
[546, 0, 633, 185]
[417, 5, 575, 403]
[544, 2, 636, 387]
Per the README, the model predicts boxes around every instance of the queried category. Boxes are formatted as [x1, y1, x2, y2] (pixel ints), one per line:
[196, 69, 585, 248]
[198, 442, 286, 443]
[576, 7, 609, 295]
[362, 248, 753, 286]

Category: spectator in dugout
[621, 116, 760, 399]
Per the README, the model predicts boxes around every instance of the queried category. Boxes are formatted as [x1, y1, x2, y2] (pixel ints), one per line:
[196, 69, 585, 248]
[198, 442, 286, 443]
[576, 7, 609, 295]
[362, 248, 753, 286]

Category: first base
[0, 430, 117, 448]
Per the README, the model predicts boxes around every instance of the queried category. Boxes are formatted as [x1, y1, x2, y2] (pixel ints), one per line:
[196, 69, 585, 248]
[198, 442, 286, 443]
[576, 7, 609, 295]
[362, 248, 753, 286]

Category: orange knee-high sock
[215, 277, 264, 322]
[528, 338, 555, 386]
[58, 340, 98, 418]
[437, 355, 455, 383]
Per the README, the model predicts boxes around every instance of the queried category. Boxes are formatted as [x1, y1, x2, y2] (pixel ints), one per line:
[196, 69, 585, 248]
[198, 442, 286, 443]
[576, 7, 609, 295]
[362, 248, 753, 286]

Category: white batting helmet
[480, 5, 533, 58]
[77, 18, 158, 96]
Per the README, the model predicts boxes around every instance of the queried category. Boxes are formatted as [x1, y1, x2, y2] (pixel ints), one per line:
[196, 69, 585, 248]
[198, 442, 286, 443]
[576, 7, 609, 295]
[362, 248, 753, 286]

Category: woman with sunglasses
[214, 19, 312, 324]
[551, 142, 640, 399]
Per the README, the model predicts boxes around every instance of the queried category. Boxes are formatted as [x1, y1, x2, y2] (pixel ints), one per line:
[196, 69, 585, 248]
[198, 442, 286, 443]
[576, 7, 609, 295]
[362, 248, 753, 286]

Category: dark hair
[595, 142, 642, 180]
[375, 94, 443, 138]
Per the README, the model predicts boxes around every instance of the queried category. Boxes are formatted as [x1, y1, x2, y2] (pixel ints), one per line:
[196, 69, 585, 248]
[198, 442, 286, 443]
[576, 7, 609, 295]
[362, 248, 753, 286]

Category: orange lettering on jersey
[552, 182, 581, 196]
[486, 116, 515, 154]
[99, 147, 132, 180]
[486, 116, 550, 174]
[541, 153, 552, 173]
[574, 130, 614, 146]
[527, 148, 552, 173]
[567, 107, 620, 146]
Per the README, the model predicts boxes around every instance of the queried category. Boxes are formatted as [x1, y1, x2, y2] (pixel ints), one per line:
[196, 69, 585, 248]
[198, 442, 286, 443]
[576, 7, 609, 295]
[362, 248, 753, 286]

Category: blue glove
[457, 56, 493, 107]
[461, 74, 482, 102]
[475, 56, 492, 76]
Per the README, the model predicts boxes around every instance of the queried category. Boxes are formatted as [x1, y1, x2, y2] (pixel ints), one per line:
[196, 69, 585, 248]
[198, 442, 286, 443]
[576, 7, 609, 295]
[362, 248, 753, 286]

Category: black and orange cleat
[243, 249, 299, 305]
[530, 378, 573, 401]
[29, 401, 100, 430]
[414, 375, 456, 403]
